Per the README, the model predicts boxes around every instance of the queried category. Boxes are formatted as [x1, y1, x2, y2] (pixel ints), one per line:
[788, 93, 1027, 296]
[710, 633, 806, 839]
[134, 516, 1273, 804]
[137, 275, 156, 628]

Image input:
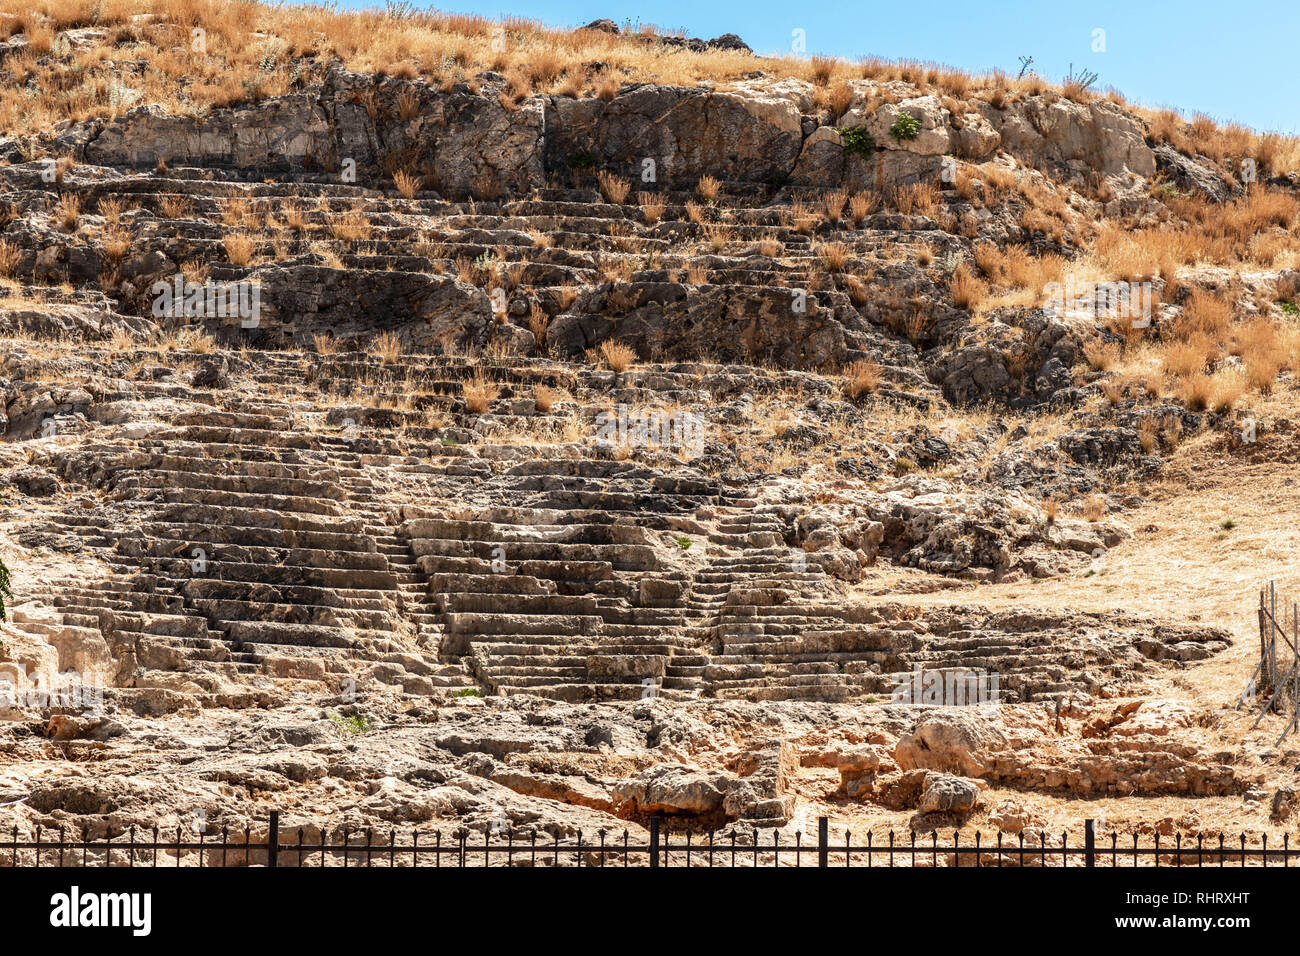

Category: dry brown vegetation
[462, 373, 500, 413]
[596, 171, 630, 204]
[599, 339, 636, 373]
[393, 169, 421, 199]
[842, 359, 881, 399]
[371, 330, 403, 364]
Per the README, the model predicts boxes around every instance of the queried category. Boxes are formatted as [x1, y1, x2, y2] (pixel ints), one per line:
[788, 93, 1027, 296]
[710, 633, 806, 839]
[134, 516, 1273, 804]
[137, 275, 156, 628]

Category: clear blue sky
[335, 0, 1298, 134]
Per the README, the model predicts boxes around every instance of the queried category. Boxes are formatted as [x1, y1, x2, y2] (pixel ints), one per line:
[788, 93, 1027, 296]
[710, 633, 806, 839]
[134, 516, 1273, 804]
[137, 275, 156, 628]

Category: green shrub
[889, 113, 921, 141]
[0, 555, 10, 622]
[836, 126, 875, 157]
[330, 713, 372, 734]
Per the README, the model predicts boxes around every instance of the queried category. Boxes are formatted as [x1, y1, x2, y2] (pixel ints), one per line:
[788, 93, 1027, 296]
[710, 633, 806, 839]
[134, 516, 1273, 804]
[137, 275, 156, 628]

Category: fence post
[818, 817, 829, 868]
[267, 811, 279, 869]
[649, 817, 660, 868]
[1084, 819, 1095, 869]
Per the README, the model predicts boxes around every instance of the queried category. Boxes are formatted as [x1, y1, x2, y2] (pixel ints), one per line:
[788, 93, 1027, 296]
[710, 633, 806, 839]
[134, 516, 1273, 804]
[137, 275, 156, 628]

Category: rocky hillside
[0, 3, 1297, 857]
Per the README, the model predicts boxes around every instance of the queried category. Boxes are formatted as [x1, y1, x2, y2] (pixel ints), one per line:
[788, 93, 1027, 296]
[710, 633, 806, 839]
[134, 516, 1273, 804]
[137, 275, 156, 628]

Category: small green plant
[454, 688, 483, 697]
[1154, 181, 1191, 200]
[676, 536, 692, 550]
[569, 151, 597, 170]
[836, 126, 875, 157]
[889, 114, 921, 142]
[0, 554, 10, 622]
[1279, 300, 1299, 316]
[330, 713, 372, 734]
[1220, 518, 1236, 530]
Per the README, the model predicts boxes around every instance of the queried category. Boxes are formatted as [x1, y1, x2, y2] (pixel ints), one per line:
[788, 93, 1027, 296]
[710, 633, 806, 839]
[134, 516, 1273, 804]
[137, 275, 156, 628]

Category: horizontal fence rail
[0, 813, 1296, 867]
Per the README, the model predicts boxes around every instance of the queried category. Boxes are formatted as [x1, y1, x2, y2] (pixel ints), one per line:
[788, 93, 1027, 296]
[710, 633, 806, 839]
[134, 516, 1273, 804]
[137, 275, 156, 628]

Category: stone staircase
[0, 146, 1177, 710]
[0, 334, 1160, 708]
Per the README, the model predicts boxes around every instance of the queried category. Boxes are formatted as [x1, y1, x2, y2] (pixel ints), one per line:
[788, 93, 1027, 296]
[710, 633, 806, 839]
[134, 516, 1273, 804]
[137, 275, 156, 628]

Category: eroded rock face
[983, 97, 1156, 179]
[249, 265, 494, 349]
[896, 710, 1008, 777]
[60, 69, 1164, 198]
[558, 283, 854, 368]
[87, 97, 337, 170]
[612, 764, 730, 815]
[546, 84, 804, 188]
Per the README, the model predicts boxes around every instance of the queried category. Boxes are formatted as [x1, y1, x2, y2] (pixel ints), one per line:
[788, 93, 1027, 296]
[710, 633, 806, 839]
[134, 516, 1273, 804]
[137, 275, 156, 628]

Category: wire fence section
[2, 813, 1297, 867]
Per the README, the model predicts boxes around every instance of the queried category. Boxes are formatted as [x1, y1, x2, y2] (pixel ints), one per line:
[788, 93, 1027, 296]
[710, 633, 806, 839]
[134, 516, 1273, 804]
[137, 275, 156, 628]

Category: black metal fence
[2, 813, 1298, 867]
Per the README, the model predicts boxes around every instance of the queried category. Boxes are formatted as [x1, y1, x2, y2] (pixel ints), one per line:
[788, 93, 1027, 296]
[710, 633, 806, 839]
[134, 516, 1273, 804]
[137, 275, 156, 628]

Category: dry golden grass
[696, 175, 721, 202]
[54, 193, 80, 231]
[223, 233, 255, 266]
[1041, 497, 1059, 525]
[0, 240, 19, 279]
[948, 264, 985, 310]
[96, 196, 125, 225]
[892, 182, 939, 217]
[329, 209, 372, 242]
[100, 228, 131, 264]
[311, 332, 340, 354]
[637, 191, 666, 225]
[527, 302, 549, 349]
[1162, 337, 1209, 379]
[463, 373, 500, 413]
[817, 241, 849, 273]
[158, 195, 191, 219]
[597, 171, 630, 204]
[848, 191, 878, 226]
[702, 222, 730, 254]
[1083, 339, 1121, 372]
[842, 359, 882, 399]
[1178, 372, 1214, 411]
[843, 275, 869, 307]
[820, 189, 847, 224]
[599, 339, 636, 372]
[371, 330, 403, 364]
[532, 383, 564, 412]
[179, 326, 216, 353]
[393, 169, 420, 199]
[283, 203, 308, 233]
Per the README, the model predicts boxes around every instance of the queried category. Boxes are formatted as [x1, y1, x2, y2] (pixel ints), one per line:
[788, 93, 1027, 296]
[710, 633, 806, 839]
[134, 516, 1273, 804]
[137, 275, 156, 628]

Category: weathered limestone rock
[895, 710, 1008, 777]
[984, 97, 1156, 179]
[545, 85, 803, 187]
[611, 764, 729, 815]
[918, 771, 981, 814]
[250, 265, 494, 349]
[87, 97, 335, 169]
